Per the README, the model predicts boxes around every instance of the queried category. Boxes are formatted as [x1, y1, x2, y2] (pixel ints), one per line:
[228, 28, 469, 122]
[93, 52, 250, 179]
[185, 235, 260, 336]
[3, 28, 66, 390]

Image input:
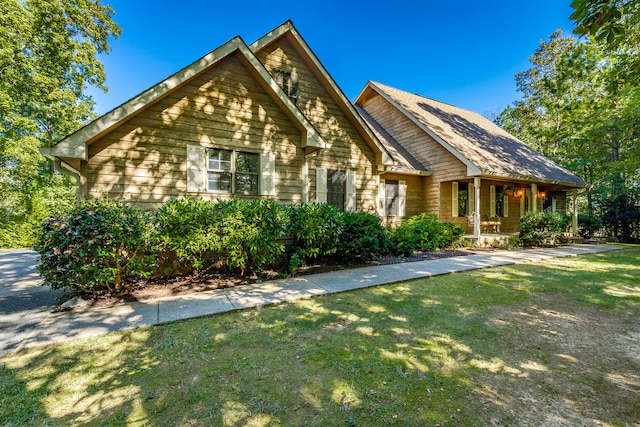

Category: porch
[443, 178, 581, 239]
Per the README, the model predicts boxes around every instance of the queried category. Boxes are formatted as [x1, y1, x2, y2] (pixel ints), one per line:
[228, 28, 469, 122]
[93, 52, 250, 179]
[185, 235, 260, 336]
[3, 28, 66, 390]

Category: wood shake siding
[360, 94, 467, 218]
[86, 53, 304, 209]
[254, 35, 378, 212]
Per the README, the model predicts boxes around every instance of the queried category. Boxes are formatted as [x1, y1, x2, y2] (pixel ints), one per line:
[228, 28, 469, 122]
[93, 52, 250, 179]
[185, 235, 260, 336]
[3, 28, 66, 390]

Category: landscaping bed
[62, 249, 473, 309]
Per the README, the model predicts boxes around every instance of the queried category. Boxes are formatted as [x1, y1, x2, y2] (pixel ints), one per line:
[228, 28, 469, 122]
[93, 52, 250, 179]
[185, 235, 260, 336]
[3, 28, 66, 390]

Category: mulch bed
[63, 249, 478, 309]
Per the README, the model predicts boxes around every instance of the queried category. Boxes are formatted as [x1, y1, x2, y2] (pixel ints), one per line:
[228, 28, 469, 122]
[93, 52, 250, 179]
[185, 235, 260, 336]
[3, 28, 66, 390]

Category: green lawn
[2, 247, 640, 426]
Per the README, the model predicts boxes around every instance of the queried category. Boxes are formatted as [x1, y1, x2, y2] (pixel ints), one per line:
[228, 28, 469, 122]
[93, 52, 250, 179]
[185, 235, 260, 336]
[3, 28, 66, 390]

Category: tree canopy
[0, 0, 120, 247]
[497, 21, 640, 240]
[571, 0, 640, 46]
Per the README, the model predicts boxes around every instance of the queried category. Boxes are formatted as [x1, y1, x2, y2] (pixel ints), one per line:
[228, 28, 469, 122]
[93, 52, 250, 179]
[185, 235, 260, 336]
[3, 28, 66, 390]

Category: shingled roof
[358, 82, 587, 187]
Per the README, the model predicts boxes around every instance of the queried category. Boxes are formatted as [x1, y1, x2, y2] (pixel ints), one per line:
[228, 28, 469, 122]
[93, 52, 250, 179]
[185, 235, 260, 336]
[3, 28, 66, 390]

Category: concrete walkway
[0, 244, 625, 355]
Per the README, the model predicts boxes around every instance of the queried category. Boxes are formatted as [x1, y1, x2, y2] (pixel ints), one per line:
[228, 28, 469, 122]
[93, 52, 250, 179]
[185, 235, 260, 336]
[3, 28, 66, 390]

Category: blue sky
[88, 0, 577, 119]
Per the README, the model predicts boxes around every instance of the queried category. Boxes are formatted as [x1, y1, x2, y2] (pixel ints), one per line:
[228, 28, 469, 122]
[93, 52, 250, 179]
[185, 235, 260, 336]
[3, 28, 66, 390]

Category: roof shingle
[365, 82, 587, 187]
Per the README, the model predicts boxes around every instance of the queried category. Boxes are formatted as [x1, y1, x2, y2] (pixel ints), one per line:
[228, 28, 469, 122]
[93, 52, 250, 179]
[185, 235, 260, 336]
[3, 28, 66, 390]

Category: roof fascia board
[476, 172, 587, 188]
[250, 22, 393, 165]
[364, 82, 482, 176]
[382, 167, 432, 176]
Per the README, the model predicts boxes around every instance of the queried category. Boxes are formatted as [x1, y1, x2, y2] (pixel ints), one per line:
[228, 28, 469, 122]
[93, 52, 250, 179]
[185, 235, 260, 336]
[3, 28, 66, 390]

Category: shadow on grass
[0, 247, 639, 425]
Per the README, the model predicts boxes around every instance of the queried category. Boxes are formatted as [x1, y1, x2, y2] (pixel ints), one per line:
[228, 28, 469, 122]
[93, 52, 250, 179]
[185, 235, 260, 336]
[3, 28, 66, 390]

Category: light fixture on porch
[537, 191, 547, 199]
[505, 184, 523, 198]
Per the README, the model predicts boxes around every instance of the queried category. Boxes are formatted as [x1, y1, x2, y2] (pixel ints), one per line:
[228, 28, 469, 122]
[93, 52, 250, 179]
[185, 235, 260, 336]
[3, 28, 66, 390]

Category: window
[273, 68, 299, 105]
[316, 168, 356, 212]
[327, 169, 345, 211]
[458, 182, 469, 216]
[495, 185, 504, 217]
[207, 149, 259, 195]
[385, 180, 399, 216]
[542, 192, 558, 212]
[378, 178, 406, 218]
[452, 181, 473, 217]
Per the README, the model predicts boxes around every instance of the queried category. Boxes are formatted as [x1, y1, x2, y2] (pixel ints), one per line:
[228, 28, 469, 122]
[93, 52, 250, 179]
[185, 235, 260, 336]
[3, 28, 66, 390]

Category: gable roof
[41, 34, 329, 166]
[249, 21, 393, 166]
[356, 82, 587, 187]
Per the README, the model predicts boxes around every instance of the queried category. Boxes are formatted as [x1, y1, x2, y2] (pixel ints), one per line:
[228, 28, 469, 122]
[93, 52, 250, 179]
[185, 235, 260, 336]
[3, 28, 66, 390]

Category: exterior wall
[85, 53, 304, 210]
[254, 35, 379, 212]
[359, 94, 467, 218]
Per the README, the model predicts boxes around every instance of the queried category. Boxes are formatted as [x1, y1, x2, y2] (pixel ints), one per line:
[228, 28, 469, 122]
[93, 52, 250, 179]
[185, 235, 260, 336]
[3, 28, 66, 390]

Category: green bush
[519, 211, 570, 246]
[156, 198, 288, 276]
[287, 203, 342, 260]
[578, 212, 602, 238]
[0, 222, 39, 249]
[216, 199, 288, 275]
[155, 197, 221, 272]
[388, 213, 464, 256]
[35, 198, 157, 294]
[336, 211, 390, 261]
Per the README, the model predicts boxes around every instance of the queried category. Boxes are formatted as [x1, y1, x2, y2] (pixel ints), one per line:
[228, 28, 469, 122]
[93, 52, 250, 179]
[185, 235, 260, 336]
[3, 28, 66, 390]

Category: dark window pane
[458, 182, 468, 216]
[236, 173, 258, 195]
[495, 186, 504, 217]
[208, 172, 232, 192]
[236, 152, 259, 173]
[327, 170, 345, 211]
[385, 180, 399, 216]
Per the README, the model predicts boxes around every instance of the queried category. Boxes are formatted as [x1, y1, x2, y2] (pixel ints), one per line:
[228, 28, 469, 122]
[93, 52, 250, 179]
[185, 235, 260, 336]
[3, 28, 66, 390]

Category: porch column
[572, 188, 579, 235]
[474, 177, 481, 238]
[531, 183, 537, 213]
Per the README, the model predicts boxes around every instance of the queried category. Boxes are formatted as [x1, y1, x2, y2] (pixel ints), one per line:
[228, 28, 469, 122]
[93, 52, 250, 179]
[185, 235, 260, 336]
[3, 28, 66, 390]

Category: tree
[571, 0, 640, 46]
[0, 0, 121, 247]
[497, 29, 640, 241]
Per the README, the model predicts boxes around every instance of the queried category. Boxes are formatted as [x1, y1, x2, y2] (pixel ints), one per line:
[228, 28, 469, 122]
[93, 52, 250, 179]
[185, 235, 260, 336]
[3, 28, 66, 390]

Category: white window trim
[186, 145, 270, 196]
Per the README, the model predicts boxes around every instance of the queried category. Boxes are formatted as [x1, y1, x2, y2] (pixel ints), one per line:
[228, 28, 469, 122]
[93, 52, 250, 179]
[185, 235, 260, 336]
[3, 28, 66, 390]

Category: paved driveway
[0, 250, 63, 354]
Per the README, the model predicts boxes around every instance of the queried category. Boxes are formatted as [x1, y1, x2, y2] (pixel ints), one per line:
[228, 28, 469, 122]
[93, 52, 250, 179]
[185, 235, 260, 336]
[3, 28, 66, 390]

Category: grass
[1, 246, 640, 426]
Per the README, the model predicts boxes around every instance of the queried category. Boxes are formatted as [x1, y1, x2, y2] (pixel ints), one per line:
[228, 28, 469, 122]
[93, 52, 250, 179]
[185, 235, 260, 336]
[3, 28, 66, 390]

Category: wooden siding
[255, 34, 379, 212]
[85, 53, 304, 209]
[360, 94, 467, 217]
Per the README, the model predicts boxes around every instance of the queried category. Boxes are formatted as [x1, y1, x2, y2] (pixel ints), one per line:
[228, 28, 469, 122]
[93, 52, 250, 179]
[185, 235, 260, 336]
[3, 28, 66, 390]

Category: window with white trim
[452, 181, 473, 217]
[378, 178, 406, 218]
[207, 149, 259, 195]
[316, 168, 356, 212]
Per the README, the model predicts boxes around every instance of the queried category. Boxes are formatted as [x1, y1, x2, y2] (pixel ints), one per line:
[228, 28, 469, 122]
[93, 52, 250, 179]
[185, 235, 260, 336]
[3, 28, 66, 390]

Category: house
[355, 82, 587, 237]
[41, 21, 587, 239]
[40, 21, 393, 214]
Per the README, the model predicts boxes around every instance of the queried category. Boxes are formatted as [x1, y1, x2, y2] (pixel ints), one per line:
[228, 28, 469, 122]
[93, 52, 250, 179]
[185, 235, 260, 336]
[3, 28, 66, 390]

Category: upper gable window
[273, 68, 299, 105]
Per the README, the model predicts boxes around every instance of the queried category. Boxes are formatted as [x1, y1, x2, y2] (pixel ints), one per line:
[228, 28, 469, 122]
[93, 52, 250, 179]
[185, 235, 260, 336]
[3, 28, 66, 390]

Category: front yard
[1, 246, 639, 426]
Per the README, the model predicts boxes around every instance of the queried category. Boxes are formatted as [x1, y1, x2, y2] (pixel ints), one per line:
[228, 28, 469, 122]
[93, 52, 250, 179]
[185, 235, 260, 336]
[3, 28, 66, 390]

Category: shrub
[155, 197, 221, 272]
[336, 211, 390, 261]
[35, 198, 156, 294]
[387, 224, 418, 257]
[519, 211, 570, 247]
[578, 212, 602, 238]
[287, 203, 342, 260]
[215, 199, 288, 275]
[156, 198, 289, 276]
[388, 213, 464, 256]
